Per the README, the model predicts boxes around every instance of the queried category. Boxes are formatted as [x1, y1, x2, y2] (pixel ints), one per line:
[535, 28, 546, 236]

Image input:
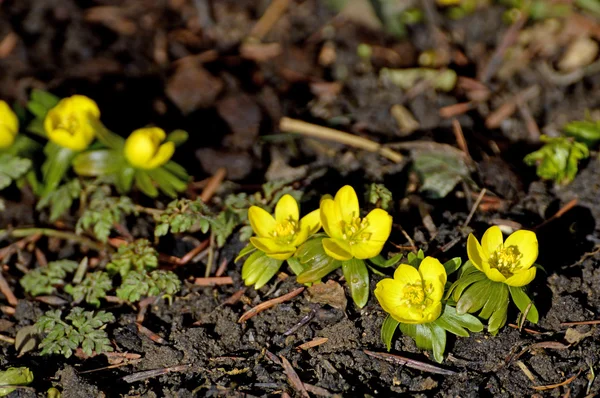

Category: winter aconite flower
[44, 95, 100, 151]
[375, 257, 447, 324]
[248, 194, 321, 260]
[320, 185, 392, 260]
[124, 127, 175, 170]
[0, 100, 19, 149]
[467, 226, 538, 287]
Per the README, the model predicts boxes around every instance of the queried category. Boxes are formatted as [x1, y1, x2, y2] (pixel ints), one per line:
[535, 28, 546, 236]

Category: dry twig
[238, 287, 305, 323]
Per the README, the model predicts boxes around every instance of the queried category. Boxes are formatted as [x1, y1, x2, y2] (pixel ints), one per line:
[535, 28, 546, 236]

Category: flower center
[57, 114, 80, 135]
[341, 216, 372, 246]
[271, 218, 299, 244]
[400, 282, 435, 309]
[489, 245, 522, 277]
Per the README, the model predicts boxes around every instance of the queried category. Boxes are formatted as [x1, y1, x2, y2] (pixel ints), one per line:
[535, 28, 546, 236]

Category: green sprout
[524, 135, 589, 185]
[116, 270, 181, 303]
[106, 239, 158, 277]
[76, 186, 137, 242]
[366, 183, 393, 211]
[20, 260, 79, 297]
[65, 271, 112, 307]
[36, 308, 115, 358]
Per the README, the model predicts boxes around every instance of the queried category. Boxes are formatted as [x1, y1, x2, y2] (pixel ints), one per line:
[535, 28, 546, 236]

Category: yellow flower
[248, 194, 321, 260]
[320, 185, 392, 261]
[0, 100, 19, 149]
[375, 257, 447, 324]
[44, 95, 100, 151]
[467, 226, 538, 287]
[124, 127, 175, 169]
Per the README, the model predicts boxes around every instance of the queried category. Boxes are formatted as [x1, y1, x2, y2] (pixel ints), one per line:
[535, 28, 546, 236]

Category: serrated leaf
[381, 315, 399, 351]
[36, 179, 82, 222]
[524, 135, 589, 185]
[0, 154, 32, 190]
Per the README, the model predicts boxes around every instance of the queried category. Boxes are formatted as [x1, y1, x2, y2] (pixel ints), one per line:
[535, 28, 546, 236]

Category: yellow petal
[481, 226, 504, 257]
[275, 194, 299, 223]
[68, 95, 100, 118]
[504, 230, 538, 270]
[467, 234, 485, 272]
[249, 237, 295, 259]
[320, 198, 342, 238]
[322, 238, 353, 260]
[374, 278, 407, 315]
[484, 266, 507, 283]
[419, 256, 447, 289]
[504, 267, 536, 287]
[421, 301, 442, 323]
[333, 185, 360, 222]
[0, 126, 15, 149]
[248, 206, 277, 237]
[393, 264, 422, 286]
[293, 209, 321, 246]
[0, 101, 18, 136]
[47, 128, 88, 151]
[146, 142, 175, 169]
[351, 240, 385, 259]
[363, 208, 393, 242]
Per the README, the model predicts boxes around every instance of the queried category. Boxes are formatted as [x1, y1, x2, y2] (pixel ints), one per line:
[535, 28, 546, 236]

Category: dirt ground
[1, 0, 600, 397]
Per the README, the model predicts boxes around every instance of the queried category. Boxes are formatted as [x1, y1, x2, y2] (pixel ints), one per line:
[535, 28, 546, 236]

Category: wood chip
[238, 287, 305, 323]
[296, 337, 328, 351]
[280, 355, 309, 398]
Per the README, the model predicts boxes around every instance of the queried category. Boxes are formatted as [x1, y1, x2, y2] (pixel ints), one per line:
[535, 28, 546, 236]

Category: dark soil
[1, 0, 600, 397]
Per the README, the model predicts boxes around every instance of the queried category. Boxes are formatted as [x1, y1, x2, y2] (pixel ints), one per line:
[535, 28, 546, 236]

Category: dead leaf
[166, 65, 223, 114]
[85, 7, 137, 35]
[15, 325, 38, 357]
[307, 280, 347, 310]
[565, 327, 594, 345]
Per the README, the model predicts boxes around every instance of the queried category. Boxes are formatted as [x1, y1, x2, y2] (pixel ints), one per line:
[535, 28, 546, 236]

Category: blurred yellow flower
[320, 185, 392, 261]
[124, 127, 175, 169]
[467, 226, 538, 287]
[44, 95, 100, 151]
[248, 194, 321, 260]
[0, 100, 19, 149]
[375, 257, 447, 324]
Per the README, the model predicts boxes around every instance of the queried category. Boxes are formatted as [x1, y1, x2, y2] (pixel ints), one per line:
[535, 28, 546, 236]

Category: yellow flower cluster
[247, 185, 393, 262]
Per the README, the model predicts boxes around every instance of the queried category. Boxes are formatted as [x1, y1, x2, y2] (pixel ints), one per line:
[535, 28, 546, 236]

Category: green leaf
[72, 150, 123, 176]
[509, 286, 539, 324]
[381, 315, 399, 351]
[148, 167, 188, 198]
[76, 186, 137, 243]
[0, 367, 34, 396]
[488, 295, 509, 334]
[0, 154, 32, 190]
[400, 323, 433, 350]
[564, 119, 600, 147]
[27, 89, 59, 119]
[20, 260, 78, 297]
[134, 170, 158, 197]
[449, 268, 487, 301]
[369, 253, 404, 268]
[428, 323, 446, 363]
[235, 243, 257, 263]
[166, 129, 189, 146]
[41, 143, 77, 196]
[241, 250, 283, 289]
[296, 239, 342, 284]
[286, 256, 305, 276]
[366, 183, 393, 210]
[524, 135, 589, 185]
[65, 271, 112, 307]
[456, 279, 493, 315]
[115, 166, 135, 194]
[413, 150, 471, 199]
[342, 258, 369, 308]
[36, 179, 82, 222]
[443, 257, 462, 275]
[479, 282, 508, 320]
[106, 239, 158, 277]
[434, 305, 483, 337]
